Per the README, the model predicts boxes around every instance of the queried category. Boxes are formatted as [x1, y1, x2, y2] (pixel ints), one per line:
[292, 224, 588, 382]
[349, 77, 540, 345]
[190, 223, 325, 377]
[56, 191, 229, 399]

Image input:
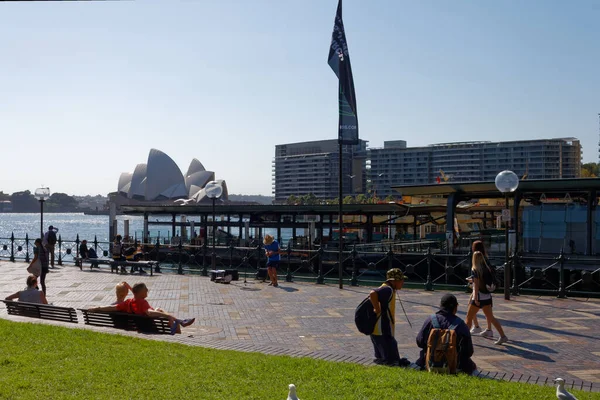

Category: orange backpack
[425, 314, 458, 374]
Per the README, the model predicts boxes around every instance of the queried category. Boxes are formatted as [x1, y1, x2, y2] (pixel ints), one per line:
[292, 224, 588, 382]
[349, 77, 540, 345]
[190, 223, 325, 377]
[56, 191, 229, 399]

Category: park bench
[75, 258, 158, 276]
[79, 309, 170, 334]
[1, 300, 78, 323]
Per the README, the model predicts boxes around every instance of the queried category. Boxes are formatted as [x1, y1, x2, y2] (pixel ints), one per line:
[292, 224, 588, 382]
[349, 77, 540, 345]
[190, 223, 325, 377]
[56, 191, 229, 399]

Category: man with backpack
[367, 268, 411, 367]
[415, 294, 476, 375]
[42, 225, 58, 268]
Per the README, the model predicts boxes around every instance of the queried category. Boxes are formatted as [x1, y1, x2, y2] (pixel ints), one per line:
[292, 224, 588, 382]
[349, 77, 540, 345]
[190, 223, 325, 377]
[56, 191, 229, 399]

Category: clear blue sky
[1, 0, 598, 197]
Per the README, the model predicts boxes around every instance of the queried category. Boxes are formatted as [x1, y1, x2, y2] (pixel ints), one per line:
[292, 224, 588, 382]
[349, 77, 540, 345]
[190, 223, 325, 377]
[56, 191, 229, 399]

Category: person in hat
[415, 294, 476, 375]
[368, 268, 410, 367]
[263, 234, 280, 287]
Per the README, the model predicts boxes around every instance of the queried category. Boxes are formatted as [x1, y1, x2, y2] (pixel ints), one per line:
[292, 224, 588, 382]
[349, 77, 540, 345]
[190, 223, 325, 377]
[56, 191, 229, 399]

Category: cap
[48, 225, 54, 230]
[440, 294, 458, 310]
[386, 268, 406, 281]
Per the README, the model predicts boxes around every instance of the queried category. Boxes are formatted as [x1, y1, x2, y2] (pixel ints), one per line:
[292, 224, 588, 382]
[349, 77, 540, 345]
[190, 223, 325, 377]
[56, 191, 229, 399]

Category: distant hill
[228, 194, 273, 205]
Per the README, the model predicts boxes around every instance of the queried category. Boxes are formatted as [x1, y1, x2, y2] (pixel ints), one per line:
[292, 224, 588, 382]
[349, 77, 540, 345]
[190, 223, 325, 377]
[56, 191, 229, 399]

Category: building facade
[369, 138, 581, 198]
[272, 139, 368, 202]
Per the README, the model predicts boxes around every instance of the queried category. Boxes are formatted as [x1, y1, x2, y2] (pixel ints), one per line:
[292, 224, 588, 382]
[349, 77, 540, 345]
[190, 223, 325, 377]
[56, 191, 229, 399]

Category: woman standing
[32, 238, 50, 295]
[465, 250, 508, 345]
[5, 274, 48, 304]
[263, 234, 280, 287]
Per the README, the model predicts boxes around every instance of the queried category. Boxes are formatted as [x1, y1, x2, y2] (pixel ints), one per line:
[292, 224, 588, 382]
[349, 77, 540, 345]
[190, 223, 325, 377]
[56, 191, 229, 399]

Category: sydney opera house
[115, 149, 228, 204]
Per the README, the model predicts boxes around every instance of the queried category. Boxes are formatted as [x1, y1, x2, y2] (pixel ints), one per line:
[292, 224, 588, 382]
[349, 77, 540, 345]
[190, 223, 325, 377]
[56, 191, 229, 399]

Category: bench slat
[80, 310, 170, 334]
[1, 300, 78, 323]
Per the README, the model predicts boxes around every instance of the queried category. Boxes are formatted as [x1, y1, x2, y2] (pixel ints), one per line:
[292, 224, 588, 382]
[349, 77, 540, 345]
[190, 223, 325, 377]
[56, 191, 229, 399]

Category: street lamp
[205, 181, 223, 271]
[34, 187, 51, 239]
[495, 170, 519, 300]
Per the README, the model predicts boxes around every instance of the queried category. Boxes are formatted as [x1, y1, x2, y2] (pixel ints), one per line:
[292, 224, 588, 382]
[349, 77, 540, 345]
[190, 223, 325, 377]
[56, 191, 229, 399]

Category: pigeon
[554, 378, 578, 400]
[287, 383, 300, 400]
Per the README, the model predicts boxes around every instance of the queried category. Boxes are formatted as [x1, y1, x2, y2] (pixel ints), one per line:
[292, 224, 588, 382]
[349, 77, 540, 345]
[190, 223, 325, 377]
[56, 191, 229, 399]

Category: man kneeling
[415, 294, 476, 375]
[89, 282, 195, 335]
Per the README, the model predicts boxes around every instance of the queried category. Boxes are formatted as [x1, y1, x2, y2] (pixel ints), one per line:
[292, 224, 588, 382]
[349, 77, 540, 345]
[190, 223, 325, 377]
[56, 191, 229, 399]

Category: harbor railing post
[25, 234, 30, 263]
[57, 235, 63, 266]
[285, 246, 293, 282]
[387, 249, 394, 271]
[93, 235, 98, 255]
[316, 247, 324, 284]
[201, 241, 208, 276]
[75, 234, 80, 267]
[425, 247, 433, 291]
[177, 240, 183, 275]
[511, 251, 519, 296]
[154, 239, 162, 273]
[557, 249, 567, 299]
[10, 233, 15, 262]
[350, 245, 358, 286]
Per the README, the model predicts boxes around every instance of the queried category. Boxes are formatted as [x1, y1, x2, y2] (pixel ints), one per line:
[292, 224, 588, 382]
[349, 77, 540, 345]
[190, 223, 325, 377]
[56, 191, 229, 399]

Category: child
[89, 282, 195, 335]
[111, 281, 132, 305]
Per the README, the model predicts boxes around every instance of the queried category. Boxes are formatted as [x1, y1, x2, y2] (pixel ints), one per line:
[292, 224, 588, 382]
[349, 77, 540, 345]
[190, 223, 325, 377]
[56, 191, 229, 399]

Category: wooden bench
[79, 309, 170, 334]
[75, 258, 158, 276]
[1, 300, 78, 323]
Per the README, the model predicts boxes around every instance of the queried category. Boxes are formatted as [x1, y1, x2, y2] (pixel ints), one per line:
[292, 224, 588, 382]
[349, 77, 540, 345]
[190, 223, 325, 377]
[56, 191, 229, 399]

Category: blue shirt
[264, 241, 280, 263]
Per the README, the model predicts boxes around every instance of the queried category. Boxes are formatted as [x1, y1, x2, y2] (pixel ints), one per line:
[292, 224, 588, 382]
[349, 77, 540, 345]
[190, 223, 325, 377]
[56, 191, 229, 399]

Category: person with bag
[466, 241, 493, 337]
[415, 294, 476, 375]
[368, 268, 410, 367]
[465, 250, 508, 345]
[31, 238, 50, 295]
[5, 275, 48, 304]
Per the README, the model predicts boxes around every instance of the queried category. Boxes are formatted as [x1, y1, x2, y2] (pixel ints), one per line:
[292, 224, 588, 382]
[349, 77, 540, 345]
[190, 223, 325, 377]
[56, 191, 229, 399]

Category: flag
[328, 0, 358, 145]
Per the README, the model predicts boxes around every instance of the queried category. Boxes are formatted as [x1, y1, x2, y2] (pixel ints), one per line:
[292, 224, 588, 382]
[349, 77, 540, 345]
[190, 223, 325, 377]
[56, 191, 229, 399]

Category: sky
[1, 0, 598, 197]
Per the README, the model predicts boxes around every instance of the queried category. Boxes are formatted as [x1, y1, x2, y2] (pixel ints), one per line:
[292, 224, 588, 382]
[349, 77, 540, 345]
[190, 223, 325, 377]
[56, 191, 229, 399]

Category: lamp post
[204, 181, 223, 271]
[34, 187, 51, 239]
[495, 170, 519, 301]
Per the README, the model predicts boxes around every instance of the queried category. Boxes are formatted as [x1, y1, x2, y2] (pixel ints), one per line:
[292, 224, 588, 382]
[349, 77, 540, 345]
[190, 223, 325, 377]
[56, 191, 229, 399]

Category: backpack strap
[430, 314, 440, 329]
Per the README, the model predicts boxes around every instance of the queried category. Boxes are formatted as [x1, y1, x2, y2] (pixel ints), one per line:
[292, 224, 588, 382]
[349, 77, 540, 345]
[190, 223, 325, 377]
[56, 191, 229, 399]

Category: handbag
[27, 259, 42, 277]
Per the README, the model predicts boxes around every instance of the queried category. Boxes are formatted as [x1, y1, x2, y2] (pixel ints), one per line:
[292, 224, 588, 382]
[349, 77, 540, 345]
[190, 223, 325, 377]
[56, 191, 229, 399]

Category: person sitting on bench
[112, 281, 132, 305]
[80, 240, 99, 268]
[88, 282, 195, 335]
[5, 274, 48, 304]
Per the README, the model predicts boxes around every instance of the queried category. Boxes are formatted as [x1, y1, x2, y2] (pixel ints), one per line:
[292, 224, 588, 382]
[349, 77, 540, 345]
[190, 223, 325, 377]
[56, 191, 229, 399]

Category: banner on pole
[328, 0, 359, 145]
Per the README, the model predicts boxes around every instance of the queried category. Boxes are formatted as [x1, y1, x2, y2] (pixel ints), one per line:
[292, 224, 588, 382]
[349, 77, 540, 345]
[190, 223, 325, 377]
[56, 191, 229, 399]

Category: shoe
[180, 318, 195, 327]
[470, 326, 482, 335]
[398, 358, 411, 367]
[268, 282, 273, 286]
[479, 329, 493, 338]
[170, 320, 179, 335]
[373, 358, 385, 365]
[494, 336, 508, 345]
[273, 283, 279, 287]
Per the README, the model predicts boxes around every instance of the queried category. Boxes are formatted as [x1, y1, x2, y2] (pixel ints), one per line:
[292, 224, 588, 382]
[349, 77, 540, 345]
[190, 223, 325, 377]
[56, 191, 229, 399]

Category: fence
[1, 233, 598, 298]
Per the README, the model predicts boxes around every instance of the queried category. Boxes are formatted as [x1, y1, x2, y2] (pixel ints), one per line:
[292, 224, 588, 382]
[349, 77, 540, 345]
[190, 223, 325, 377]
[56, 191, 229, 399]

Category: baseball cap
[49, 225, 54, 230]
[440, 293, 459, 310]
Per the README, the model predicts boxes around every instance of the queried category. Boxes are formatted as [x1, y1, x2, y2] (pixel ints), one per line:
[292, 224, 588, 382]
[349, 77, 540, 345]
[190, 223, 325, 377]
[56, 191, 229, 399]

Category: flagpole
[338, 140, 344, 289]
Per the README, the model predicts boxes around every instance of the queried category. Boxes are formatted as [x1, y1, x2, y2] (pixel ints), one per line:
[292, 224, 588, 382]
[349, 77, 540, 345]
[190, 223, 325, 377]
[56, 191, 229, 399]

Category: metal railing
[1, 234, 598, 298]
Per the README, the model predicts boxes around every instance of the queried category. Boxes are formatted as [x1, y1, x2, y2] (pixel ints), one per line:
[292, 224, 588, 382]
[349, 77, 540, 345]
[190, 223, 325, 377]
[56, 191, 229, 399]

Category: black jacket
[415, 309, 476, 374]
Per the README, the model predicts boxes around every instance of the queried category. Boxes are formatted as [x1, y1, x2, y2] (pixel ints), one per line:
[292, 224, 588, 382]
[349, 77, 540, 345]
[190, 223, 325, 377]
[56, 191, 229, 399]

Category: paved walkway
[1, 261, 599, 392]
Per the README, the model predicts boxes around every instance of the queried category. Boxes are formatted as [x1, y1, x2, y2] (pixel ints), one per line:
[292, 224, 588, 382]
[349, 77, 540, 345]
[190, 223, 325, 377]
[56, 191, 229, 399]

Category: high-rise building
[272, 139, 368, 202]
[368, 138, 581, 198]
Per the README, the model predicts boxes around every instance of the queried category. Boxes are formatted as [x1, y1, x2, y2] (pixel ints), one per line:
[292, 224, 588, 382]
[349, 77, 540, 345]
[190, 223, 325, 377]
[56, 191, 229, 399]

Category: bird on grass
[554, 378, 578, 400]
[287, 383, 300, 400]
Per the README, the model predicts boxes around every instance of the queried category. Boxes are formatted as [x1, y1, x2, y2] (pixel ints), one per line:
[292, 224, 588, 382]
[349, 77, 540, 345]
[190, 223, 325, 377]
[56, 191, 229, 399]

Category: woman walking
[32, 238, 50, 295]
[467, 241, 492, 337]
[465, 249, 508, 345]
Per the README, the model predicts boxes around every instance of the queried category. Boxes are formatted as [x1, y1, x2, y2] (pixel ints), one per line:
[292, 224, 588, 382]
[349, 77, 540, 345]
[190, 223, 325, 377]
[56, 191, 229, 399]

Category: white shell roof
[118, 173, 132, 194]
[145, 149, 187, 201]
[128, 163, 147, 199]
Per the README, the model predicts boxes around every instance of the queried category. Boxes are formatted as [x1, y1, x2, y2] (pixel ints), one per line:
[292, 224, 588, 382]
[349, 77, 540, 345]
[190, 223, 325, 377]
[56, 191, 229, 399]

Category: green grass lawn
[0, 319, 594, 400]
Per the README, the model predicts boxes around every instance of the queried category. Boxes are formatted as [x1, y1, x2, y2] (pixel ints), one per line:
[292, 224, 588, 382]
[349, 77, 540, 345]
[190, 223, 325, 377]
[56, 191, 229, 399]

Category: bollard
[10, 233, 15, 262]
[57, 235, 63, 266]
[350, 245, 358, 286]
[424, 247, 433, 291]
[557, 249, 566, 299]
[316, 247, 324, 284]
[25, 234, 30, 263]
[285, 246, 293, 282]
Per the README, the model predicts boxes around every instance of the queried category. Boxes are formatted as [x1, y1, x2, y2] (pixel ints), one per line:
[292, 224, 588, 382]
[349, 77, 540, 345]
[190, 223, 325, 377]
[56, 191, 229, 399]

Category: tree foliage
[581, 162, 599, 178]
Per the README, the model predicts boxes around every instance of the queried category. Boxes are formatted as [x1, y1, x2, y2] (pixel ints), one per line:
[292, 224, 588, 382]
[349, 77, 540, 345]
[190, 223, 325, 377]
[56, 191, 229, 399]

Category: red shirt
[115, 298, 152, 315]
